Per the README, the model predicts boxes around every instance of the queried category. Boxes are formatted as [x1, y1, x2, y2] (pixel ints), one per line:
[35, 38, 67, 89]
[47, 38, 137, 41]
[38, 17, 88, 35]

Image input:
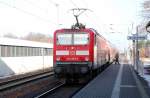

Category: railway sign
[127, 34, 147, 40]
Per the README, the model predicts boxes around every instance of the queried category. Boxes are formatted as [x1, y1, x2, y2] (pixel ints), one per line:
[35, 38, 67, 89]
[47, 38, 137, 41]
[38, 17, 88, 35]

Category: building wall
[0, 56, 53, 77]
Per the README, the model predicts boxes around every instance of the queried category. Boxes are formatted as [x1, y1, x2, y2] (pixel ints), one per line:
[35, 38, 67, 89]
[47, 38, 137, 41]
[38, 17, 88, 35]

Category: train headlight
[85, 57, 89, 61]
[56, 57, 60, 61]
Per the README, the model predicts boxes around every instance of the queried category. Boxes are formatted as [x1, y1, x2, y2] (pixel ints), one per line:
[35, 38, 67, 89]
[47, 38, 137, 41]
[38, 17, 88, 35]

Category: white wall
[0, 56, 53, 77]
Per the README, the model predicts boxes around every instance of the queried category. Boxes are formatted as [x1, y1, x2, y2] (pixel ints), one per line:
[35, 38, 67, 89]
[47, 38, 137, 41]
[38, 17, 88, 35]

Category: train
[53, 27, 117, 83]
[53, 8, 118, 83]
[0, 37, 53, 77]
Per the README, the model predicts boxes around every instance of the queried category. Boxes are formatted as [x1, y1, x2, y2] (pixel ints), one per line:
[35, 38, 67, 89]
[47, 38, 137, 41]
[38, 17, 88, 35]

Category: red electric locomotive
[53, 8, 117, 83]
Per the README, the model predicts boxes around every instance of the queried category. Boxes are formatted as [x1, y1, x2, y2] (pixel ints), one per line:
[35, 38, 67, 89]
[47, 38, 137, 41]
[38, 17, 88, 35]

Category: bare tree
[22, 32, 53, 43]
[3, 33, 18, 39]
[142, 0, 150, 19]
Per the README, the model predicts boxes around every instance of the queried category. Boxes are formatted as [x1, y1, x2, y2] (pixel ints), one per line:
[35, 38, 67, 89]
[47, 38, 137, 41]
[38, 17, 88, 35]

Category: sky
[0, 0, 144, 52]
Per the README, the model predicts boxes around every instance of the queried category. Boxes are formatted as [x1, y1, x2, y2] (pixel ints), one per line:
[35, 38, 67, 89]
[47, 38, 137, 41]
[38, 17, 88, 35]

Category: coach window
[94, 34, 97, 45]
[74, 33, 89, 45]
[57, 33, 72, 45]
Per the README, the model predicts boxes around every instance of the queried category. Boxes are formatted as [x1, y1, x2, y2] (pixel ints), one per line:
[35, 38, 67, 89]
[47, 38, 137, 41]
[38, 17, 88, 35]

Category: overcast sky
[0, 0, 143, 52]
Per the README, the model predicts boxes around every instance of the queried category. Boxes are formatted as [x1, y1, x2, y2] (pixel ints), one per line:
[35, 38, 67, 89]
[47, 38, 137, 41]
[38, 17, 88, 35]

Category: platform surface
[72, 64, 150, 98]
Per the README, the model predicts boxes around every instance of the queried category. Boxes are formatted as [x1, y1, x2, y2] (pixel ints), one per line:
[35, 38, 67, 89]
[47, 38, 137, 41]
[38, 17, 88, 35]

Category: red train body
[53, 28, 117, 81]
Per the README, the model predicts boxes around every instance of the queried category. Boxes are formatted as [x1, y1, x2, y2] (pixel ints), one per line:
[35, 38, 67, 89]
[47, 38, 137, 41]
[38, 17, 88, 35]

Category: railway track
[0, 71, 54, 91]
[34, 82, 86, 98]
[35, 82, 65, 98]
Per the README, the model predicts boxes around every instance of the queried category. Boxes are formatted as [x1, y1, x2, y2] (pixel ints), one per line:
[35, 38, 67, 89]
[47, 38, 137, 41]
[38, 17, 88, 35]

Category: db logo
[69, 51, 75, 55]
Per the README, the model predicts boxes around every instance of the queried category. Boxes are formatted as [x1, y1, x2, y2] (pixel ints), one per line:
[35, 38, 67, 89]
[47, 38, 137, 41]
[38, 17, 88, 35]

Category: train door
[94, 34, 97, 67]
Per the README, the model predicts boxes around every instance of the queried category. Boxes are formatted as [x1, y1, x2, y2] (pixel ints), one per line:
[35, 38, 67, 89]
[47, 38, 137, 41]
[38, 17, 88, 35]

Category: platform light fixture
[146, 21, 150, 33]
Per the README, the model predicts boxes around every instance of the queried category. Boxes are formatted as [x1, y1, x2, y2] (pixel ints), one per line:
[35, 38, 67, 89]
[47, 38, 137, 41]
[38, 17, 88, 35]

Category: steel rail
[0, 68, 53, 85]
[0, 71, 54, 91]
[34, 82, 65, 98]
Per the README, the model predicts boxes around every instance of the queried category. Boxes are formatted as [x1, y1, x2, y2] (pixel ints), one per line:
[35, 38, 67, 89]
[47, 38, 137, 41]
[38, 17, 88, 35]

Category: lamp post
[135, 26, 139, 71]
[55, 4, 59, 28]
[146, 21, 150, 33]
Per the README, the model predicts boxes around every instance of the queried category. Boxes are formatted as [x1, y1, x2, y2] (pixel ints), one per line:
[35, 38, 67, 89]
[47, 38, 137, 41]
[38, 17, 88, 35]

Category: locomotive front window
[57, 34, 72, 45]
[74, 34, 89, 45]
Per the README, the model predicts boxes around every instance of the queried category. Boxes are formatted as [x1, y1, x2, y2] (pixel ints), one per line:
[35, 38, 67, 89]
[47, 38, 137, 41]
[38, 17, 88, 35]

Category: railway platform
[72, 63, 150, 98]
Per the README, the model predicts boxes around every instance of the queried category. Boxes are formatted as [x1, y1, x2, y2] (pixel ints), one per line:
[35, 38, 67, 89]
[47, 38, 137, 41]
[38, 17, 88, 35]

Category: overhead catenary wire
[80, 0, 88, 8]
[23, 0, 49, 13]
[68, 0, 115, 46]
[48, 0, 59, 6]
[69, 0, 79, 8]
[48, 0, 60, 28]
[0, 1, 57, 25]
